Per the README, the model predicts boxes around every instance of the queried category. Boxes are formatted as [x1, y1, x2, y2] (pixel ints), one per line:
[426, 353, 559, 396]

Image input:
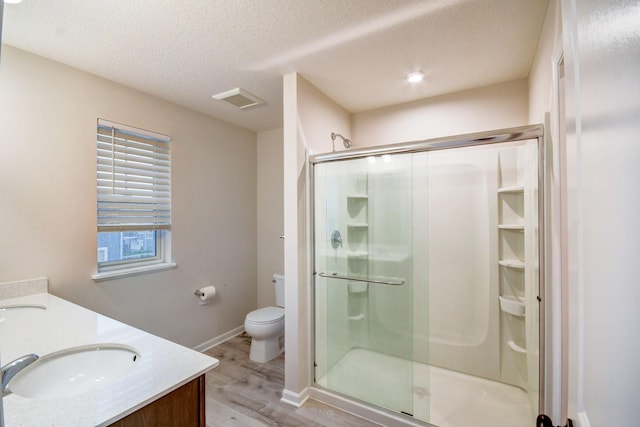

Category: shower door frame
[308, 123, 547, 423]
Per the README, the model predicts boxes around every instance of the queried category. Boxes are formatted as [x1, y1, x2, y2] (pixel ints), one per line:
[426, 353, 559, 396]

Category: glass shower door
[314, 152, 427, 420]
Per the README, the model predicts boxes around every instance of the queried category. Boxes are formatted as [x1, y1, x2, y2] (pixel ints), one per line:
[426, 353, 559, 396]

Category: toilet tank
[274, 274, 285, 307]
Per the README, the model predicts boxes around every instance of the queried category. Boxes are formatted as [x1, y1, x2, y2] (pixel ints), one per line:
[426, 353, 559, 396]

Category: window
[93, 119, 174, 280]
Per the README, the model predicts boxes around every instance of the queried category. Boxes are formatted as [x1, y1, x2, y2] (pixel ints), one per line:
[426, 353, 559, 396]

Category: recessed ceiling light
[407, 71, 425, 83]
[4, 0, 23, 4]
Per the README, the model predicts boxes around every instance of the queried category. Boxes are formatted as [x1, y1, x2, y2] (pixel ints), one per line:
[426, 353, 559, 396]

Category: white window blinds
[97, 119, 171, 232]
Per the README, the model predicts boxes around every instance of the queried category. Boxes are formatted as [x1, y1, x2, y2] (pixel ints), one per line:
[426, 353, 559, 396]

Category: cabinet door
[110, 375, 205, 427]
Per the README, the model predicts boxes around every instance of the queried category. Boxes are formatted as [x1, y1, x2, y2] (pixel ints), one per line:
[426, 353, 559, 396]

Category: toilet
[244, 274, 285, 363]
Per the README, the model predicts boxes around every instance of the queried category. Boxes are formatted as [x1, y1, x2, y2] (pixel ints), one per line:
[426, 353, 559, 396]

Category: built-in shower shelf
[498, 224, 524, 231]
[498, 186, 524, 194]
[347, 252, 369, 259]
[498, 259, 525, 269]
[499, 295, 526, 317]
[348, 314, 365, 321]
[347, 194, 369, 200]
[508, 340, 527, 354]
[347, 223, 369, 228]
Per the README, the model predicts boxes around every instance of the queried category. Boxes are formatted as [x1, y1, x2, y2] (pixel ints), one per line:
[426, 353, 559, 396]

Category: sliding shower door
[311, 126, 544, 426]
[313, 152, 429, 420]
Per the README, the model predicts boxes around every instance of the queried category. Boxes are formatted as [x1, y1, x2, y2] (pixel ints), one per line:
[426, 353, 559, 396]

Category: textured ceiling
[2, 0, 549, 132]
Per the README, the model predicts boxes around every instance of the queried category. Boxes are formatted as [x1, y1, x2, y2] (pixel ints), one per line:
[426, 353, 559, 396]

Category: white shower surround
[312, 139, 541, 425]
[422, 148, 499, 381]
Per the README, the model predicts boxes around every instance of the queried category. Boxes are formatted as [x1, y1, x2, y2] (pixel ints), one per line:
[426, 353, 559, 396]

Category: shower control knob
[331, 230, 343, 248]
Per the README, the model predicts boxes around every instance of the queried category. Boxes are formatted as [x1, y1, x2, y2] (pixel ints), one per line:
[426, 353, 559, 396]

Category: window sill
[92, 262, 177, 282]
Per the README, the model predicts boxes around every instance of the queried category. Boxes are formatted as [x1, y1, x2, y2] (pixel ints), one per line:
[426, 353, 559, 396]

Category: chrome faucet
[1, 354, 39, 396]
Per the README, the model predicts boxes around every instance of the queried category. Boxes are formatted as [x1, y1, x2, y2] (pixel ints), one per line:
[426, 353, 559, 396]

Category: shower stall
[310, 125, 544, 427]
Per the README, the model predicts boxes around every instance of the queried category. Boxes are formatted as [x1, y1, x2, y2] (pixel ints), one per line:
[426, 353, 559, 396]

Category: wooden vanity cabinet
[110, 375, 206, 427]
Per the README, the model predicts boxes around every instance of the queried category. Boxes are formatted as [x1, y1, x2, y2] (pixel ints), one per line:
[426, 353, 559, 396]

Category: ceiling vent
[212, 87, 265, 110]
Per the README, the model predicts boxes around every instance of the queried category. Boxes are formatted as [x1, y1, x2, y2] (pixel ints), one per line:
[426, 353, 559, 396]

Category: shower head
[331, 132, 352, 151]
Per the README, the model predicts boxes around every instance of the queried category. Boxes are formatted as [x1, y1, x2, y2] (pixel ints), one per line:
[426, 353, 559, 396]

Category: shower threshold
[317, 348, 532, 427]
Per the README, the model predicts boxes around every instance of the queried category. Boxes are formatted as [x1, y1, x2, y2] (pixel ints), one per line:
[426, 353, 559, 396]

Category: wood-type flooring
[204, 334, 376, 427]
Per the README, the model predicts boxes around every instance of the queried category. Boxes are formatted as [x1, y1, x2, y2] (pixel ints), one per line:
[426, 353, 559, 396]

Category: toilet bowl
[244, 307, 284, 362]
[244, 274, 285, 363]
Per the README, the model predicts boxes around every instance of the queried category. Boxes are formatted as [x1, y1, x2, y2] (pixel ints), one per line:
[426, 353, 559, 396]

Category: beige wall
[257, 128, 284, 307]
[296, 76, 351, 155]
[528, 0, 563, 124]
[282, 73, 351, 404]
[352, 78, 530, 146]
[0, 45, 257, 349]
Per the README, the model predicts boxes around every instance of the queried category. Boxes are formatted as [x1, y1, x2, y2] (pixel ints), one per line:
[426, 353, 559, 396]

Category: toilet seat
[245, 307, 284, 325]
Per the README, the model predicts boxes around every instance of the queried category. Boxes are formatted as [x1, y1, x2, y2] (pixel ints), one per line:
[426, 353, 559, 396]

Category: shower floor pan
[317, 348, 531, 427]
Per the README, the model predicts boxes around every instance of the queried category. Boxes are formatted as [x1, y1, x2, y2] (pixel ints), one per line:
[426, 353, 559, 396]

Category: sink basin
[0, 304, 47, 324]
[7, 343, 140, 399]
[0, 304, 47, 311]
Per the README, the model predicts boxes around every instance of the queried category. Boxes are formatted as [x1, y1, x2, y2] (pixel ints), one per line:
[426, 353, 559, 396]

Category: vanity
[0, 278, 218, 426]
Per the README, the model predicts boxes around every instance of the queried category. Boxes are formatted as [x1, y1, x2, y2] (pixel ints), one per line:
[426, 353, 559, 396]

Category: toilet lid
[246, 306, 284, 324]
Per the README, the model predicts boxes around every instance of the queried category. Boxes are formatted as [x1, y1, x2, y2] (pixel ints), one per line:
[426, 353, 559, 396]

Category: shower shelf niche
[347, 194, 368, 218]
[498, 149, 529, 388]
[498, 259, 525, 269]
[508, 340, 527, 354]
[346, 173, 369, 322]
[347, 252, 369, 259]
[347, 223, 369, 228]
[499, 295, 526, 317]
[497, 186, 525, 194]
[348, 313, 365, 321]
[498, 224, 524, 231]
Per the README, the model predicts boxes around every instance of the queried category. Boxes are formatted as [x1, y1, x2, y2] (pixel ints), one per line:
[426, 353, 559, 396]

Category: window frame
[92, 119, 175, 281]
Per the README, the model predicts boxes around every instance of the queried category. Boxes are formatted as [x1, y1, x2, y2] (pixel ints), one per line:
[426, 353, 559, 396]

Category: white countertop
[0, 292, 219, 426]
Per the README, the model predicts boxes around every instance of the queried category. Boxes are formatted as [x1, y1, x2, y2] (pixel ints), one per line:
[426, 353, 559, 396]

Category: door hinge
[537, 415, 574, 427]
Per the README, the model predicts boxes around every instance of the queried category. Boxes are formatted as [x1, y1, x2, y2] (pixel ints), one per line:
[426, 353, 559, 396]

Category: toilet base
[249, 335, 284, 363]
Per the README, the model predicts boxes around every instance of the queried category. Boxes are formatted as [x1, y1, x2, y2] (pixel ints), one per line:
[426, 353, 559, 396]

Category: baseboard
[281, 387, 310, 408]
[192, 325, 245, 353]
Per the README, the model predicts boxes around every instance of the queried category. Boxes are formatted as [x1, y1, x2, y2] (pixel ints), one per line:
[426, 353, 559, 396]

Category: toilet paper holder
[194, 286, 217, 302]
